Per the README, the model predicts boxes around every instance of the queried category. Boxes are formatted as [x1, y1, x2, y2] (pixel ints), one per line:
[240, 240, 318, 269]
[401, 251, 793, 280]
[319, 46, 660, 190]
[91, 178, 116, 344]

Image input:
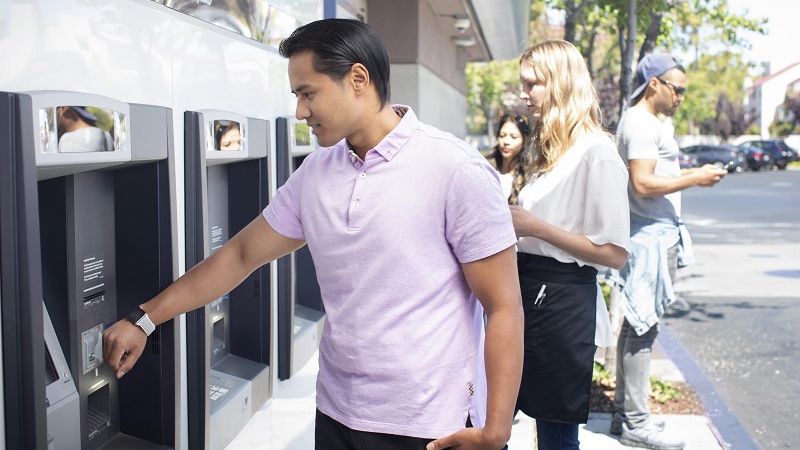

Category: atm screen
[38, 106, 126, 154]
[294, 122, 311, 147]
[44, 346, 59, 386]
[212, 120, 243, 151]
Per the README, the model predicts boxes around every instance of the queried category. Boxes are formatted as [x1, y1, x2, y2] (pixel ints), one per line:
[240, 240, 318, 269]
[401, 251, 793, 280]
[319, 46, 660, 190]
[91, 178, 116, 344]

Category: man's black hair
[279, 19, 391, 108]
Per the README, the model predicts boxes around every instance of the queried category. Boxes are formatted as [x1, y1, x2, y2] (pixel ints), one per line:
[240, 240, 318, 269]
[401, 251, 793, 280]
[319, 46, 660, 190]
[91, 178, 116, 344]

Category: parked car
[738, 144, 774, 171]
[681, 144, 747, 173]
[739, 139, 798, 169]
[678, 150, 699, 169]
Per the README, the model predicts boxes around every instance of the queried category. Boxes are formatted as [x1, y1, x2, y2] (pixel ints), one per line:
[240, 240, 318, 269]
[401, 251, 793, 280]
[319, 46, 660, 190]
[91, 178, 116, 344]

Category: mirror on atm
[293, 122, 311, 147]
[38, 105, 127, 154]
[211, 120, 243, 151]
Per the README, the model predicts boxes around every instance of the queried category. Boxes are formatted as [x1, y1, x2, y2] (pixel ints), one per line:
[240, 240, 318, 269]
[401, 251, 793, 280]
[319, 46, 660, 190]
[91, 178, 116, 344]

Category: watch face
[127, 308, 145, 323]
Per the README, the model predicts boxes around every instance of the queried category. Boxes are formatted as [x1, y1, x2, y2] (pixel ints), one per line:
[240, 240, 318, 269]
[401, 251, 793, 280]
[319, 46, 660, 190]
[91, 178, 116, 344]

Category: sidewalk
[505, 339, 726, 450]
[227, 341, 727, 449]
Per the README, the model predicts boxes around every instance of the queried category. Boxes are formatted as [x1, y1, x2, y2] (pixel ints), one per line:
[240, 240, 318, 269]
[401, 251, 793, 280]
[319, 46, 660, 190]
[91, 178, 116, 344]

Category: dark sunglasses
[656, 77, 686, 97]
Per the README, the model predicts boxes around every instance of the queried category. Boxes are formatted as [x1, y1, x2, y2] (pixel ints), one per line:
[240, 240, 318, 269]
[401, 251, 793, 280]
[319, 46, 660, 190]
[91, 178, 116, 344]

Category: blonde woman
[509, 40, 630, 449]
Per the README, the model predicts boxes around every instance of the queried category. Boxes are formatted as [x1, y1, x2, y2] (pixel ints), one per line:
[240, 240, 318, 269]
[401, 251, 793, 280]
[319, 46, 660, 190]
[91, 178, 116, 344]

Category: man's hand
[103, 319, 147, 379]
[692, 164, 727, 187]
[427, 427, 507, 450]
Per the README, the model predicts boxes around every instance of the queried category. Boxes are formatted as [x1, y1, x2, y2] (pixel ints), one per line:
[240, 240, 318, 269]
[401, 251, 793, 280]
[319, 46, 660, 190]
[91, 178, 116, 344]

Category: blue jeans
[536, 420, 580, 450]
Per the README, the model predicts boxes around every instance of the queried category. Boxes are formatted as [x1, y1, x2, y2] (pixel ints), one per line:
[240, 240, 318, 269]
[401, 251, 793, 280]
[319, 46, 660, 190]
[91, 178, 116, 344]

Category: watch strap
[127, 307, 156, 336]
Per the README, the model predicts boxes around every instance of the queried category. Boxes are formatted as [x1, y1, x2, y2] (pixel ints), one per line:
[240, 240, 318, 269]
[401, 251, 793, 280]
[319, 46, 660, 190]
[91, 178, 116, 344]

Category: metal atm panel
[275, 116, 325, 381]
[0, 91, 177, 449]
[185, 110, 272, 450]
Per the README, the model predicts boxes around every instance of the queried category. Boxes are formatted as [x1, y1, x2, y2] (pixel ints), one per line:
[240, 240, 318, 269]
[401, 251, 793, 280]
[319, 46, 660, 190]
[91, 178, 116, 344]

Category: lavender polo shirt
[263, 106, 516, 438]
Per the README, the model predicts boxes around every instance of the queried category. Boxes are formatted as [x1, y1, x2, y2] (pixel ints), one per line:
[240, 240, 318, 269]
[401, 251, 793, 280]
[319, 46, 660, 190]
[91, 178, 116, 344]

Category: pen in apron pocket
[534, 284, 547, 307]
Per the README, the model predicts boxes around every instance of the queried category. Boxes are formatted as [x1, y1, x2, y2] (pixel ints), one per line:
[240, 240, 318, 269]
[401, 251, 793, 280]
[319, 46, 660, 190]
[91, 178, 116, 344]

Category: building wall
[746, 62, 800, 138]
[416, 0, 467, 92]
[368, 0, 469, 138]
[390, 63, 467, 138]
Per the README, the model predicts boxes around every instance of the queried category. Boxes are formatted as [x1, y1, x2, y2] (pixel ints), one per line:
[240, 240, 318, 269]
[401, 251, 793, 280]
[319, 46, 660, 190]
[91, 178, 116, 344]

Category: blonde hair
[518, 40, 606, 176]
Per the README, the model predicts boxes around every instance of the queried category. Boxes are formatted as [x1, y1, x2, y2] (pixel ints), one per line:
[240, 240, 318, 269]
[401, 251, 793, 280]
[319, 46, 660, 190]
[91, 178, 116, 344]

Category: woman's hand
[509, 205, 540, 238]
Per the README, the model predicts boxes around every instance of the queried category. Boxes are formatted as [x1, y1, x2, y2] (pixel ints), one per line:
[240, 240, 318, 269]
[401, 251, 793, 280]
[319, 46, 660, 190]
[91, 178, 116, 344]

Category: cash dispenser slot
[82, 290, 106, 309]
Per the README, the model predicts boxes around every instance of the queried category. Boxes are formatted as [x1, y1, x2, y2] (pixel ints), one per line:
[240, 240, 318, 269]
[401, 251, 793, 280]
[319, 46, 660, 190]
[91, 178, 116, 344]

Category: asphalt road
[680, 169, 800, 245]
[663, 169, 800, 449]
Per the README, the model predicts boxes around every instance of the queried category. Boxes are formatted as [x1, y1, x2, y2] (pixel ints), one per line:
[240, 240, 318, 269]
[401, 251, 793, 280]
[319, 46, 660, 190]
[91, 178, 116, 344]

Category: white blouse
[517, 131, 631, 268]
[498, 171, 514, 200]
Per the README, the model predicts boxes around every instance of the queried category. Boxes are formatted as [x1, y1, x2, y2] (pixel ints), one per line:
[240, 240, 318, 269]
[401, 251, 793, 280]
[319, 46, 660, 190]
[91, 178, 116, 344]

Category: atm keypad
[209, 375, 232, 401]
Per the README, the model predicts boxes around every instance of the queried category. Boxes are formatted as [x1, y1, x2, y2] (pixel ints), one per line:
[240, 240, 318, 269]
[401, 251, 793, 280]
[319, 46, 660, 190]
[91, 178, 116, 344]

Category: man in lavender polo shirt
[103, 19, 523, 450]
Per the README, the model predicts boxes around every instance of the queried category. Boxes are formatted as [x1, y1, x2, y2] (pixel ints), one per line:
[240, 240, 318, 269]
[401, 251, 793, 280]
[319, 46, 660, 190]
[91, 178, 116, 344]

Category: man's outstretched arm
[103, 216, 304, 378]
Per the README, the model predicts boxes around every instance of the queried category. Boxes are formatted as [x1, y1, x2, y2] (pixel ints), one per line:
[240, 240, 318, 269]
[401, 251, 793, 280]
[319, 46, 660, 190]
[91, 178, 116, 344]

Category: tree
[465, 1, 548, 136]
[466, 60, 524, 135]
[672, 51, 754, 137]
[553, 0, 766, 123]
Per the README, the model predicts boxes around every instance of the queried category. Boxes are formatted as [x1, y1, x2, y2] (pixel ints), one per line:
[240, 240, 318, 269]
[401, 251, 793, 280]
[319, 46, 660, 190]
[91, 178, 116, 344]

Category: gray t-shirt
[59, 127, 113, 153]
[617, 106, 681, 223]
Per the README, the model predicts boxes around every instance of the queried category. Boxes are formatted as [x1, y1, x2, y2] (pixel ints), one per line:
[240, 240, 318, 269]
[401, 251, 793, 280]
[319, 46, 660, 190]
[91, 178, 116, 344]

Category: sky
[727, 0, 800, 73]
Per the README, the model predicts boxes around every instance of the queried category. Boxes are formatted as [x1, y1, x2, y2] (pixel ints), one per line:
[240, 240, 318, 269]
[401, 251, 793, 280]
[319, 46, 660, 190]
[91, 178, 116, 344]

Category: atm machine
[275, 116, 325, 381]
[184, 110, 272, 450]
[0, 91, 177, 449]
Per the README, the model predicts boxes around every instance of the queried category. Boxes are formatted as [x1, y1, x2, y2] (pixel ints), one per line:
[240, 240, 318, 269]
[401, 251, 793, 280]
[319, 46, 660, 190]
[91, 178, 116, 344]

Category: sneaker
[619, 422, 684, 450]
[609, 415, 665, 436]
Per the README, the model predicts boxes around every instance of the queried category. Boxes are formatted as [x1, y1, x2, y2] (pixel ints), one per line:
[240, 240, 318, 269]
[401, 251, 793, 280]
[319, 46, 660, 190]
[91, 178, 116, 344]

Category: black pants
[315, 410, 432, 450]
[315, 410, 475, 450]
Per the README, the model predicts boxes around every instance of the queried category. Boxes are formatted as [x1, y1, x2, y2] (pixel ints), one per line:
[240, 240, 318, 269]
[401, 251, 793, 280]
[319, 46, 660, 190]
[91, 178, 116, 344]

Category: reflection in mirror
[164, 0, 252, 38]
[38, 106, 126, 153]
[294, 122, 310, 147]
[212, 120, 243, 151]
[264, 6, 302, 49]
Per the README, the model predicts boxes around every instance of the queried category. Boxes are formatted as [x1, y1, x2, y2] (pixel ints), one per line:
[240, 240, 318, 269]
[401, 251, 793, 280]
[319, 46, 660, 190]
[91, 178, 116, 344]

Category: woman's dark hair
[279, 19, 391, 108]
[487, 113, 531, 205]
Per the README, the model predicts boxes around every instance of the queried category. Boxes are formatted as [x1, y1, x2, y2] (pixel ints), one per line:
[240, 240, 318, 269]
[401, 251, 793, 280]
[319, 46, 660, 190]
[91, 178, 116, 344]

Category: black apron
[515, 252, 597, 424]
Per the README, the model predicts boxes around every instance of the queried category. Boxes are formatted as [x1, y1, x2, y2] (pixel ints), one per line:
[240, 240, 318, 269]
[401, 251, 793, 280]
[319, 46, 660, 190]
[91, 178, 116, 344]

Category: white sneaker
[619, 421, 684, 450]
[610, 415, 665, 436]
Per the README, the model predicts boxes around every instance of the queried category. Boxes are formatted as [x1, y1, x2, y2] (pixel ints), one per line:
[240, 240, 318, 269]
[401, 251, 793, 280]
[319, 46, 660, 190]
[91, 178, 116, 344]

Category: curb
[658, 325, 761, 450]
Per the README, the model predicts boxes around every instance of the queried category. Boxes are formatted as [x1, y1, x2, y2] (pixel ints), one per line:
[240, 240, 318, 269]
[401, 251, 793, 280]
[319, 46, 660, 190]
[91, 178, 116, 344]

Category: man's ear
[648, 77, 660, 92]
[349, 63, 370, 95]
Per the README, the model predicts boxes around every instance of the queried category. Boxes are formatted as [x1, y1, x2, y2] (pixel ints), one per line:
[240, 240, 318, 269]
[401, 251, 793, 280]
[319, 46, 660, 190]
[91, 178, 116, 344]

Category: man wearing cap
[611, 53, 726, 450]
[57, 106, 113, 152]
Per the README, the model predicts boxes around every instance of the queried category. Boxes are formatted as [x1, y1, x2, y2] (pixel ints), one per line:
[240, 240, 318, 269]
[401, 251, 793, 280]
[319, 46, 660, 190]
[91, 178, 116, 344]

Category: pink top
[263, 106, 516, 438]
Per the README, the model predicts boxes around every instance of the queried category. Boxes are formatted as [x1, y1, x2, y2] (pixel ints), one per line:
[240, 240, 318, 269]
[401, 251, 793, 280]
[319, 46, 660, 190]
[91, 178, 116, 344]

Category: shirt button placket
[348, 170, 366, 231]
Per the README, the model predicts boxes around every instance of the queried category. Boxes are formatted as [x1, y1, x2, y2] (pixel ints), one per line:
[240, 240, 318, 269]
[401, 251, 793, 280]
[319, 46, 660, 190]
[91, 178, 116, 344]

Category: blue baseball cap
[630, 53, 680, 100]
[69, 106, 98, 125]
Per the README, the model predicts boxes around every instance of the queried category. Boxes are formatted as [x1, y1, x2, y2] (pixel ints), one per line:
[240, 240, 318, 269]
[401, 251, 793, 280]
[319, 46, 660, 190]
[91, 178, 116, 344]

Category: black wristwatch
[126, 307, 156, 336]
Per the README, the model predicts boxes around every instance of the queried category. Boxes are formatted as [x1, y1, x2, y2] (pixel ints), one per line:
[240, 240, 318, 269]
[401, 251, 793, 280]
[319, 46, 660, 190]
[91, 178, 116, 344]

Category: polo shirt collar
[344, 105, 417, 163]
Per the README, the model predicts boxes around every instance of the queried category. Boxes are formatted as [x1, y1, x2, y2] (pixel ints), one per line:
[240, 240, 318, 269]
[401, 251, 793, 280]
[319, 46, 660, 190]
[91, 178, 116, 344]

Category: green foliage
[769, 120, 798, 137]
[545, 0, 764, 123]
[85, 106, 114, 133]
[595, 363, 682, 405]
[599, 282, 612, 309]
[593, 362, 614, 385]
[649, 377, 682, 404]
[466, 60, 522, 134]
[672, 51, 753, 135]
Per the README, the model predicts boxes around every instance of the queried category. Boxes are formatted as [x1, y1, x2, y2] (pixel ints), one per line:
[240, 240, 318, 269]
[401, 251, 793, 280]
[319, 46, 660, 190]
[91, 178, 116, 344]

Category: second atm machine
[275, 117, 325, 381]
[0, 91, 177, 449]
[184, 110, 272, 450]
